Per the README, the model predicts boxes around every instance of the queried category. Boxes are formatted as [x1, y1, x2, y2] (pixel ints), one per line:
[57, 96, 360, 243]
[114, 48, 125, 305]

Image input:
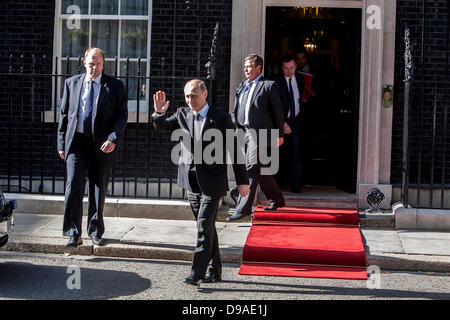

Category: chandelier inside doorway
[280, 6, 335, 53]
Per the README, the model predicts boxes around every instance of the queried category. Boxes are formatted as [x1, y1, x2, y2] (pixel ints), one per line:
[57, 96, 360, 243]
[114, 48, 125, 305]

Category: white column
[229, 0, 265, 111]
[357, 0, 395, 209]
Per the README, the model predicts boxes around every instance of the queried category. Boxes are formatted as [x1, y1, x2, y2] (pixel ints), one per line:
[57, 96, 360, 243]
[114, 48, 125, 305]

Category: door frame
[229, 0, 396, 209]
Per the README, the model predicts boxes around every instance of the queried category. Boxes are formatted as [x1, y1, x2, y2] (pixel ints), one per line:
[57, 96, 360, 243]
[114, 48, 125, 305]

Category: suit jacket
[232, 76, 284, 146]
[275, 72, 305, 120]
[153, 107, 249, 197]
[57, 73, 128, 164]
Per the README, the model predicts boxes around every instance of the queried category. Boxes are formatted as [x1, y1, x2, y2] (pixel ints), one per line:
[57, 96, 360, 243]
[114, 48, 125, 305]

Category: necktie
[237, 82, 252, 126]
[190, 112, 202, 168]
[288, 77, 296, 121]
[194, 112, 202, 141]
[84, 80, 94, 136]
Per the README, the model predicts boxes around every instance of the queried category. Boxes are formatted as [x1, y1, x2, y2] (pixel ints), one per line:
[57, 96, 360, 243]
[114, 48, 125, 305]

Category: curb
[2, 234, 243, 264]
[366, 252, 450, 273]
[4, 235, 450, 273]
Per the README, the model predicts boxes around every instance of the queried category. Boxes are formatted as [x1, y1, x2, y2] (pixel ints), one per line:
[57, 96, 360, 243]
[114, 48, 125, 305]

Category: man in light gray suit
[227, 54, 286, 221]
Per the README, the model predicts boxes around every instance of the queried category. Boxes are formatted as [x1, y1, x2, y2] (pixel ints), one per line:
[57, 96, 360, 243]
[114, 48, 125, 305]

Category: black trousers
[63, 133, 112, 238]
[186, 169, 222, 278]
[285, 115, 303, 188]
[235, 130, 285, 216]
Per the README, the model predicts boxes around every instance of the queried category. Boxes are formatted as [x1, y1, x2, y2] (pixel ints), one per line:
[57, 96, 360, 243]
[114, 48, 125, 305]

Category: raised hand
[153, 90, 170, 113]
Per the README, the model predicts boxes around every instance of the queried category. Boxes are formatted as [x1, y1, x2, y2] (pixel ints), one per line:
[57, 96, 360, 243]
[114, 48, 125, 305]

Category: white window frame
[51, 0, 152, 116]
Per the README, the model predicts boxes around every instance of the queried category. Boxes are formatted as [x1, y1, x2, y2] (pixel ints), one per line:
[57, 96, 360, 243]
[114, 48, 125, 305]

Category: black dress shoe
[203, 272, 222, 283]
[66, 237, 82, 247]
[264, 203, 284, 211]
[183, 276, 203, 286]
[226, 212, 249, 222]
[91, 236, 105, 246]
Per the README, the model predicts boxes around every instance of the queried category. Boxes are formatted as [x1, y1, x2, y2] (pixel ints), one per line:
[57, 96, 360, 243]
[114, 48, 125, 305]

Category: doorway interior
[265, 6, 362, 194]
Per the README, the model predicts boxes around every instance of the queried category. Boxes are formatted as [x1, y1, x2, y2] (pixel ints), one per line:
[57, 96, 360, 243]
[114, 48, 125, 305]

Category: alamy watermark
[366, 5, 382, 30]
[66, 265, 81, 290]
[170, 128, 280, 175]
[66, 5, 81, 31]
[366, 265, 381, 289]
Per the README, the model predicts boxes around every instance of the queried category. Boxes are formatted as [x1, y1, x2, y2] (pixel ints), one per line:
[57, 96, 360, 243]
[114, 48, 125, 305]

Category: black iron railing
[0, 22, 219, 200]
[400, 19, 450, 209]
[403, 78, 450, 209]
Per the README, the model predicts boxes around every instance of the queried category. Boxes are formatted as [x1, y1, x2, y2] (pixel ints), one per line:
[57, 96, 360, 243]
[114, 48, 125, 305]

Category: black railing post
[205, 22, 219, 107]
[123, 57, 130, 197]
[52, 56, 58, 194]
[18, 54, 24, 193]
[111, 56, 119, 197]
[7, 54, 13, 192]
[40, 55, 46, 194]
[401, 24, 414, 208]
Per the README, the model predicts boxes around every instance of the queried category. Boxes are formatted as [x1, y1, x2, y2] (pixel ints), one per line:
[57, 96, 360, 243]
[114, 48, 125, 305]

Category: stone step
[257, 191, 358, 209]
[3, 193, 395, 228]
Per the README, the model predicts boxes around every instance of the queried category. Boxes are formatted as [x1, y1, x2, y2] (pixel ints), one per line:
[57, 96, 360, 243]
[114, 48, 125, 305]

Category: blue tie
[288, 77, 295, 121]
[84, 80, 94, 136]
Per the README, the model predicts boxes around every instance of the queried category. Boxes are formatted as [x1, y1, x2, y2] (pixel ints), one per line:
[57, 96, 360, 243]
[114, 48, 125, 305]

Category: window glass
[57, 0, 150, 111]
[61, 0, 88, 14]
[91, 20, 119, 58]
[120, 61, 147, 101]
[121, 0, 148, 15]
[91, 0, 118, 15]
[121, 20, 148, 58]
[61, 59, 85, 75]
[61, 19, 89, 57]
[102, 61, 119, 76]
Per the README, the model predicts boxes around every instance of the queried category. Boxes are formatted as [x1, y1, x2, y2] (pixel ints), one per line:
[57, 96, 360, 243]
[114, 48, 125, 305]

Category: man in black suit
[275, 55, 305, 193]
[58, 48, 128, 247]
[152, 79, 249, 285]
[227, 54, 286, 221]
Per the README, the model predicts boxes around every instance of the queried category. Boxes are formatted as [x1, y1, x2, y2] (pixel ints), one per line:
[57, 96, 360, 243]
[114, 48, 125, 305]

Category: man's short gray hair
[185, 79, 207, 92]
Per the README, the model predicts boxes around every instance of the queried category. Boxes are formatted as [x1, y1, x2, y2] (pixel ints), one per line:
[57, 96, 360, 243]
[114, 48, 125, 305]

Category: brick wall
[147, 0, 233, 180]
[391, 0, 450, 187]
[0, 1, 58, 193]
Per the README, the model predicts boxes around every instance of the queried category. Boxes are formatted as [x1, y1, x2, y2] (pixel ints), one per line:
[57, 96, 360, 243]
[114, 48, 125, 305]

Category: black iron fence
[401, 78, 450, 209]
[0, 51, 218, 200]
[400, 22, 450, 209]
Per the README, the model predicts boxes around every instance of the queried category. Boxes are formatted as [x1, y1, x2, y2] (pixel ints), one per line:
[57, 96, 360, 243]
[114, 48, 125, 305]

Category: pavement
[2, 212, 450, 274]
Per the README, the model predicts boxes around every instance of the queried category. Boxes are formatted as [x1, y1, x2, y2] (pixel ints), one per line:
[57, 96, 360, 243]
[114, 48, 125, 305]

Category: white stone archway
[229, 0, 397, 208]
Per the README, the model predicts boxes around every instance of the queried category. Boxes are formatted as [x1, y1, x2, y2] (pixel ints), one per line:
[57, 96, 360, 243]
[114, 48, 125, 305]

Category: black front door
[265, 6, 361, 194]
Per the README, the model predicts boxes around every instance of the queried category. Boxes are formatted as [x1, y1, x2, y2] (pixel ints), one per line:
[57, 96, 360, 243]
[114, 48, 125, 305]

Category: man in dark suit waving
[227, 54, 286, 221]
[275, 54, 305, 193]
[58, 48, 128, 247]
[153, 79, 249, 285]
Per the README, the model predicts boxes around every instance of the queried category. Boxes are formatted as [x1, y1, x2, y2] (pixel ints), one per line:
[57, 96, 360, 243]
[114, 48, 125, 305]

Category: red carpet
[238, 206, 368, 280]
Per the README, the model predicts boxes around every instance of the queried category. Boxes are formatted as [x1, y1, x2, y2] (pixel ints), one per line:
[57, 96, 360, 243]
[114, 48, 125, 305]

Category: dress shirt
[77, 75, 102, 134]
[285, 75, 300, 118]
[241, 74, 262, 125]
[192, 103, 210, 136]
